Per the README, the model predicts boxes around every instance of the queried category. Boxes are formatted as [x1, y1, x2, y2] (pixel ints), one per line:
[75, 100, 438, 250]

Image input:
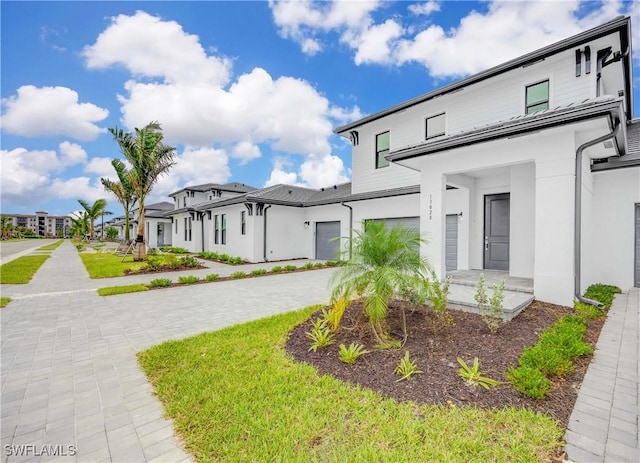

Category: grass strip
[79, 252, 145, 278]
[0, 255, 50, 284]
[97, 284, 148, 296]
[138, 306, 563, 463]
[0, 297, 12, 308]
[37, 239, 65, 251]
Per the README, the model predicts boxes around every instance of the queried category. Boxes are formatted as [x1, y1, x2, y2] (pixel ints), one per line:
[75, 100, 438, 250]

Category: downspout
[263, 205, 272, 262]
[340, 202, 353, 260]
[574, 120, 621, 306]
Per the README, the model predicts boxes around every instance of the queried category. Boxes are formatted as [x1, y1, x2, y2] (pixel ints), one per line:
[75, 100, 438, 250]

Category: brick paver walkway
[565, 288, 639, 462]
[1, 241, 334, 462]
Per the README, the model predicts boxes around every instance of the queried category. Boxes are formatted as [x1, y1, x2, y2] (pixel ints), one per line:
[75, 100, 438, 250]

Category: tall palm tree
[329, 220, 432, 345]
[70, 212, 89, 240]
[109, 121, 176, 260]
[101, 159, 137, 243]
[78, 198, 108, 240]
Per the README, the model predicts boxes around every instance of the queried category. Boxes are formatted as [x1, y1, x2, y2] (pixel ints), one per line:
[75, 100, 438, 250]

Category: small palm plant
[329, 220, 431, 346]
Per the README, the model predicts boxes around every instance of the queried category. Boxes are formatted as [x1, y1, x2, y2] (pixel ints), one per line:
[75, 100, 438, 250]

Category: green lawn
[97, 284, 148, 296]
[37, 239, 65, 251]
[0, 255, 50, 284]
[0, 297, 11, 308]
[79, 252, 146, 278]
[138, 306, 563, 463]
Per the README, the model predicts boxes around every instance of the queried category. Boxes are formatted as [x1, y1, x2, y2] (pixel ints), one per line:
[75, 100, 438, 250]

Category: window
[214, 215, 219, 244]
[525, 80, 549, 114]
[221, 214, 227, 245]
[175, 219, 178, 234]
[241, 211, 246, 235]
[375, 131, 390, 169]
[188, 217, 192, 241]
[184, 217, 188, 241]
[426, 113, 446, 139]
[183, 196, 187, 207]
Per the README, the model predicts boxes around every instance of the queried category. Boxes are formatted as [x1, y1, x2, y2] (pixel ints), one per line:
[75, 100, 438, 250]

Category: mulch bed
[286, 300, 604, 429]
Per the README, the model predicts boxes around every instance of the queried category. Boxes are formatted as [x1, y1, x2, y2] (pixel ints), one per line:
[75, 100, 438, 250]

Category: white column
[421, 171, 446, 279]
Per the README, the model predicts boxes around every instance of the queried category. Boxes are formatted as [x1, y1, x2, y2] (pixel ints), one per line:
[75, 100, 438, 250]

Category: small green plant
[474, 273, 488, 313]
[270, 265, 284, 273]
[506, 366, 551, 400]
[180, 255, 200, 268]
[325, 261, 340, 267]
[574, 301, 604, 320]
[284, 265, 297, 272]
[146, 247, 159, 256]
[205, 273, 219, 281]
[302, 262, 314, 270]
[394, 351, 422, 382]
[518, 346, 575, 377]
[149, 278, 172, 288]
[485, 280, 505, 333]
[338, 343, 369, 364]
[75, 243, 84, 251]
[457, 357, 499, 389]
[250, 269, 267, 276]
[429, 273, 453, 325]
[219, 253, 231, 262]
[178, 275, 200, 284]
[313, 262, 325, 268]
[230, 257, 245, 264]
[583, 283, 621, 309]
[162, 246, 189, 254]
[230, 271, 247, 279]
[145, 255, 165, 271]
[305, 317, 335, 352]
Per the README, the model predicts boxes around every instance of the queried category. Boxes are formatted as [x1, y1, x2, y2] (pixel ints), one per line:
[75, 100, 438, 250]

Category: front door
[484, 193, 510, 271]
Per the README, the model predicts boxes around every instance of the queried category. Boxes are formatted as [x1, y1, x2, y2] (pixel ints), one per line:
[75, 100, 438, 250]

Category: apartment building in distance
[1, 211, 72, 238]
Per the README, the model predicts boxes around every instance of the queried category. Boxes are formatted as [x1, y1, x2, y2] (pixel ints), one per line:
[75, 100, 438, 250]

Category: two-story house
[335, 15, 638, 306]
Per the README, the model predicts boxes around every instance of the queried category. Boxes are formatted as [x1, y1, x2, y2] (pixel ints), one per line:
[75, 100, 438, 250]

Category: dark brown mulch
[286, 300, 604, 429]
[124, 264, 206, 275]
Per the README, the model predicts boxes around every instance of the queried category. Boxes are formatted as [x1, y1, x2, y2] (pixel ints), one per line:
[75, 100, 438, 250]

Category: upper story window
[221, 214, 227, 245]
[183, 196, 187, 208]
[241, 211, 246, 235]
[525, 80, 549, 114]
[214, 215, 219, 244]
[426, 113, 446, 139]
[375, 131, 390, 169]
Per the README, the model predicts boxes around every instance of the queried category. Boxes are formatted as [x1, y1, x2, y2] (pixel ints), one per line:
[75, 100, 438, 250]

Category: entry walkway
[565, 288, 639, 463]
[1, 241, 335, 462]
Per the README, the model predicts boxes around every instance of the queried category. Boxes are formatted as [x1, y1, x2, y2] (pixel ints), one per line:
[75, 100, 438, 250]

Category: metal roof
[169, 182, 257, 197]
[335, 16, 632, 135]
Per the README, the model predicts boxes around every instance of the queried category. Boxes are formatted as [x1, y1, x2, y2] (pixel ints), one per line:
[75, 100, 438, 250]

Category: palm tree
[101, 159, 137, 243]
[0, 216, 13, 240]
[329, 220, 432, 346]
[78, 198, 108, 240]
[109, 121, 176, 260]
[70, 211, 89, 240]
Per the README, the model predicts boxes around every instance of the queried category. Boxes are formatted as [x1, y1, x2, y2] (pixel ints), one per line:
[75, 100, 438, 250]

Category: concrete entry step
[447, 269, 534, 294]
[444, 283, 534, 321]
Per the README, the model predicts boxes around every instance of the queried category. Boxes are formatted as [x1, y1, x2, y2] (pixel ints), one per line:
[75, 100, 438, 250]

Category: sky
[2, 0, 640, 218]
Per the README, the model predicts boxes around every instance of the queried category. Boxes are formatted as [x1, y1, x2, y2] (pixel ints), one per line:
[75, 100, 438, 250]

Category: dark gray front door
[445, 214, 458, 271]
[635, 204, 639, 287]
[484, 193, 510, 271]
[316, 221, 340, 260]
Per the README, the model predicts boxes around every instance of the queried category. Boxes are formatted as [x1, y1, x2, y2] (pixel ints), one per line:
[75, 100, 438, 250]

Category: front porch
[445, 269, 534, 321]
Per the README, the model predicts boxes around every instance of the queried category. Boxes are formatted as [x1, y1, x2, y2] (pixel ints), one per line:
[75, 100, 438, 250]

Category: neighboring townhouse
[130, 201, 174, 248]
[335, 15, 639, 306]
[1, 211, 71, 237]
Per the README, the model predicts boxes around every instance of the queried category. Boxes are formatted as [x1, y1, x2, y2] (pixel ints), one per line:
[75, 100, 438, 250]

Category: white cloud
[264, 153, 350, 189]
[85, 157, 116, 176]
[408, 1, 440, 17]
[1, 86, 108, 140]
[83, 10, 231, 86]
[231, 142, 262, 165]
[59, 141, 87, 166]
[353, 19, 403, 66]
[49, 177, 107, 202]
[172, 147, 231, 186]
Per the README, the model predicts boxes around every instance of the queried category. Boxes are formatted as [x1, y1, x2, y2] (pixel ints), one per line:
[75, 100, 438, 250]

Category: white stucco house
[164, 16, 639, 307]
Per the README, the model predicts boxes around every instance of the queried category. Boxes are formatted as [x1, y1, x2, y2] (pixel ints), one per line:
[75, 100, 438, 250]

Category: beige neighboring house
[1, 211, 71, 237]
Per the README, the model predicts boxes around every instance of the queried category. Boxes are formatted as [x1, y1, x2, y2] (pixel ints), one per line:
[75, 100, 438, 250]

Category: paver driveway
[1, 241, 335, 462]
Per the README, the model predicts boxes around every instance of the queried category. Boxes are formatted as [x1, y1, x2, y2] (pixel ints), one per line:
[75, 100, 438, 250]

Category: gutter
[340, 202, 353, 260]
[574, 120, 621, 306]
[263, 205, 272, 262]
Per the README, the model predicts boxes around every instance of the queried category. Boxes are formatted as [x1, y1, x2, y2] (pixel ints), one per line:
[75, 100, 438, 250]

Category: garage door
[633, 204, 640, 288]
[446, 214, 458, 271]
[316, 221, 341, 260]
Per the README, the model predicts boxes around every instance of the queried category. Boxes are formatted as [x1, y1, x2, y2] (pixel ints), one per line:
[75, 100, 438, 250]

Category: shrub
[338, 343, 369, 364]
[231, 257, 245, 265]
[395, 351, 422, 382]
[325, 261, 340, 267]
[250, 269, 267, 276]
[145, 255, 165, 271]
[178, 275, 200, 284]
[219, 254, 231, 262]
[457, 357, 500, 389]
[584, 283, 621, 309]
[270, 266, 284, 273]
[313, 262, 325, 268]
[164, 255, 182, 269]
[149, 278, 172, 288]
[506, 366, 551, 400]
[75, 243, 84, 251]
[230, 271, 247, 279]
[574, 301, 604, 320]
[302, 262, 314, 270]
[146, 247, 158, 256]
[284, 265, 297, 272]
[429, 273, 453, 325]
[205, 273, 219, 281]
[306, 317, 335, 352]
[519, 346, 575, 377]
[180, 255, 200, 268]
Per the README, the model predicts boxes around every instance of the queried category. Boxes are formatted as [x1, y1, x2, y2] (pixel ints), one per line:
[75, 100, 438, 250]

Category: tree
[0, 216, 13, 240]
[329, 221, 432, 346]
[101, 159, 137, 243]
[105, 226, 119, 241]
[78, 198, 108, 240]
[109, 121, 176, 260]
[70, 212, 89, 240]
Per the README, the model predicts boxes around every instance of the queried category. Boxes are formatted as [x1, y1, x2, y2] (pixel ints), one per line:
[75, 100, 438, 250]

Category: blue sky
[2, 0, 639, 217]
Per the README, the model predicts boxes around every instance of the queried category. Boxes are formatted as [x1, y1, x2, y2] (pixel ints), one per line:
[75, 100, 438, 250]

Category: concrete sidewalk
[1, 240, 335, 462]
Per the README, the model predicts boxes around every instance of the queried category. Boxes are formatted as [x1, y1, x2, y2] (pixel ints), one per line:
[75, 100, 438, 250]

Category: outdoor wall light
[304, 221, 310, 228]
[458, 212, 463, 222]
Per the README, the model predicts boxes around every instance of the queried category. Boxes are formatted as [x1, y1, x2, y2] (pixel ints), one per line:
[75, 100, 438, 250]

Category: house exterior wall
[304, 204, 351, 259]
[205, 205, 258, 261]
[264, 206, 307, 261]
[584, 166, 640, 291]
